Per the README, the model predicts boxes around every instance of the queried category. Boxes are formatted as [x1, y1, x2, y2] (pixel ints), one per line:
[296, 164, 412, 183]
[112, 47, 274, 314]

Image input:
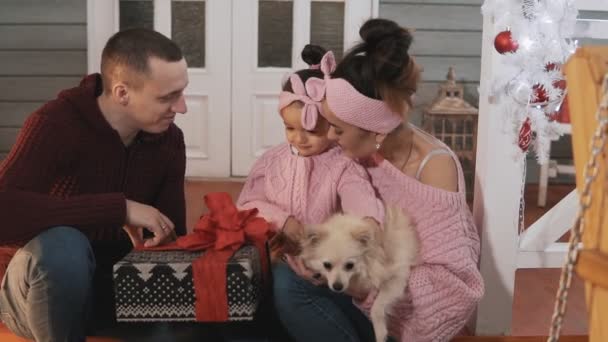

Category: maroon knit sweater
[0, 74, 186, 270]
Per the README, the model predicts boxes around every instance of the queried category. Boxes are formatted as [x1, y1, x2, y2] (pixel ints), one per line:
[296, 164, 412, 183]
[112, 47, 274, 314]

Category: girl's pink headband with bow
[278, 74, 325, 130]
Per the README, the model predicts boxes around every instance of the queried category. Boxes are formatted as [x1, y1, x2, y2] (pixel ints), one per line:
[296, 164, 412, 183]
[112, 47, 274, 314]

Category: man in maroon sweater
[0, 28, 188, 341]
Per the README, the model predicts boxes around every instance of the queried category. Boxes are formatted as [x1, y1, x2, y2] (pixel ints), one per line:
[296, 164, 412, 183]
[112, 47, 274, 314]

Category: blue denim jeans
[0, 226, 96, 342]
[273, 262, 394, 342]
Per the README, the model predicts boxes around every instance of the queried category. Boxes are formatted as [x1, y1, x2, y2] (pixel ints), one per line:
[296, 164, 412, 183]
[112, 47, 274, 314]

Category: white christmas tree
[481, 0, 578, 163]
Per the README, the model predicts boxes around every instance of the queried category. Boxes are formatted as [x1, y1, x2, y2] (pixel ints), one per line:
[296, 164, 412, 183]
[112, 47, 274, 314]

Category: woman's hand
[285, 254, 325, 286]
[284, 254, 371, 302]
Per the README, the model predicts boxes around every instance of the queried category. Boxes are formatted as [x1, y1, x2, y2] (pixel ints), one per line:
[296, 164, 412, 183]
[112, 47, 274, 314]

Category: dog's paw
[374, 329, 388, 342]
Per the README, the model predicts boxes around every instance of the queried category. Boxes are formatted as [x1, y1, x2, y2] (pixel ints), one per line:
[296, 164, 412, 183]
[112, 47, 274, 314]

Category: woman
[273, 18, 484, 342]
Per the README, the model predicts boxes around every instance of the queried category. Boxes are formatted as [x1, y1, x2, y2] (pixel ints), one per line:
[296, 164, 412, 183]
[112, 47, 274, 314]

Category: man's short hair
[100, 28, 184, 92]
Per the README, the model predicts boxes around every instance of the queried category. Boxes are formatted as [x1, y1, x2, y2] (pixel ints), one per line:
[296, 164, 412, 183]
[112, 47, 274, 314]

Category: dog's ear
[302, 225, 323, 249]
[351, 219, 381, 248]
[351, 226, 374, 248]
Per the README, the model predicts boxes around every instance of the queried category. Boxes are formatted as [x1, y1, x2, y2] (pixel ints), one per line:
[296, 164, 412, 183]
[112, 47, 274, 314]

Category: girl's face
[281, 102, 332, 157]
[321, 100, 379, 159]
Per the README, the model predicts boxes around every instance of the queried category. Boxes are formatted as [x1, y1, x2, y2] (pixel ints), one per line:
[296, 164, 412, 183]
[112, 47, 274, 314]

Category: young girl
[237, 45, 384, 248]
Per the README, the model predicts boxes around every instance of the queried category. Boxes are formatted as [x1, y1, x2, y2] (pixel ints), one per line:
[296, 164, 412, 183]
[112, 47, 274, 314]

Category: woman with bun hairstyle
[274, 19, 484, 342]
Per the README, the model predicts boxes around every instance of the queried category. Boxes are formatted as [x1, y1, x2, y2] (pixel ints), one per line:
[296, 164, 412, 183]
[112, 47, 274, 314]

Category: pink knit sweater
[356, 152, 484, 341]
[237, 143, 385, 228]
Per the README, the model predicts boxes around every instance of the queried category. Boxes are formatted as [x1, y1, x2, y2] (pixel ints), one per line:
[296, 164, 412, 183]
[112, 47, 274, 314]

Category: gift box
[113, 244, 263, 322]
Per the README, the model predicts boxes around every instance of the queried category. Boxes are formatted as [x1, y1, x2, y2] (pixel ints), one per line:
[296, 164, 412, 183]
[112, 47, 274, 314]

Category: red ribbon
[139, 192, 272, 321]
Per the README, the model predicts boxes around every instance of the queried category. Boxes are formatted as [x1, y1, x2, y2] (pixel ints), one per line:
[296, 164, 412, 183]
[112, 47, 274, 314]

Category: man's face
[127, 57, 189, 134]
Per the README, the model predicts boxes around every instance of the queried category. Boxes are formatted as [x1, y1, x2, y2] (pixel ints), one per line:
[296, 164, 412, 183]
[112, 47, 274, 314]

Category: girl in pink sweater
[237, 45, 384, 246]
[274, 19, 484, 342]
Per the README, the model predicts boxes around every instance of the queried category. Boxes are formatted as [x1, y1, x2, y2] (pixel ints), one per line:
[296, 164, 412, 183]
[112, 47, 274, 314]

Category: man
[0, 28, 188, 341]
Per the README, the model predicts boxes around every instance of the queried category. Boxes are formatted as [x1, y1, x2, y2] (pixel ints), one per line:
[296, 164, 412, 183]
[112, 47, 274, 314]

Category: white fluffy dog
[300, 206, 418, 342]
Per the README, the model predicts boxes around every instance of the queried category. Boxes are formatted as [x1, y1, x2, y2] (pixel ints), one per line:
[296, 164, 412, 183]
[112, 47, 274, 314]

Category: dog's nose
[332, 282, 344, 292]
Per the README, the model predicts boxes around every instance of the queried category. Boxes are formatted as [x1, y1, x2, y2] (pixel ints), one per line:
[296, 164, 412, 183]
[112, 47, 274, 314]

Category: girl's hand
[268, 232, 298, 263]
[283, 217, 305, 242]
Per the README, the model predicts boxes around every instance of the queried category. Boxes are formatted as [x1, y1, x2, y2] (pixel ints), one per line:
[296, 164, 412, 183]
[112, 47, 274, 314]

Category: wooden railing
[564, 45, 608, 342]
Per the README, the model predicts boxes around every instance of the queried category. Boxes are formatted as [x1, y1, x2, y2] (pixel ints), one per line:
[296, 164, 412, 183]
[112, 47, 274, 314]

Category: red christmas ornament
[494, 30, 519, 54]
[553, 79, 567, 90]
[531, 84, 549, 104]
[518, 118, 532, 152]
[547, 111, 559, 122]
[545, 62, 561, 72]
[545, 62, 567, 93]
[557, 94, 571, 123]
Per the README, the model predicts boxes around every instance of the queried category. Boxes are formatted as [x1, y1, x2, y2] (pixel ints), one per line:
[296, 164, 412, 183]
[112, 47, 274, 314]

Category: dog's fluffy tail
[383, 206, 419, 267]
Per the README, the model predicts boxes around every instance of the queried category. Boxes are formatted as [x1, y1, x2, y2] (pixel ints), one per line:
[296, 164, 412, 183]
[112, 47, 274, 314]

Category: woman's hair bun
[359, 18, 413, 53]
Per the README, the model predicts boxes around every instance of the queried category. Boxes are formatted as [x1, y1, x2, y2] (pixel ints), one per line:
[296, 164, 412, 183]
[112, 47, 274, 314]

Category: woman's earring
[375, 143, 381, 150]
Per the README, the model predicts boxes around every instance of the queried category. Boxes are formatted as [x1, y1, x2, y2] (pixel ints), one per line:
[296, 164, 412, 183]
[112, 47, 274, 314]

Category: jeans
[273, 262, 392, 342]
[0, 226, 96, 342]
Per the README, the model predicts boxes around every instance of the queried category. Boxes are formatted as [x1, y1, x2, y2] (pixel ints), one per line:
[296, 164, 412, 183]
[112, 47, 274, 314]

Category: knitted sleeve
[0, 113, 126, 244]
[337, 161, 385, 224]
[153, 127, 187, 236]
[236, 152, 290, 230]
[354, 205, 484, 342]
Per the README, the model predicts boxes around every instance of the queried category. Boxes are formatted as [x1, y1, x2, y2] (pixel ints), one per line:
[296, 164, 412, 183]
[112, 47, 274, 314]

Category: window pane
[444, 136, 452, 147]
[465, 136, 473, 150]
[120, 0, 154, 31]
[444, 119, 453, 134]
[455, 136, 463, 150]
[466, 119, 473, 133]
[455, 119, 464, 134]
[172, 0, 205, 68]
[432, 119, 442, 135]
[258, 1, 293, 67]
[311, 1, 344, 60]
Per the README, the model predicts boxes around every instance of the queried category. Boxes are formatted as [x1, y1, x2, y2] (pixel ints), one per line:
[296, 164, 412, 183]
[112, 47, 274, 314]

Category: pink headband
[278, 74, 325, 130]
[311, 51, 403, 134]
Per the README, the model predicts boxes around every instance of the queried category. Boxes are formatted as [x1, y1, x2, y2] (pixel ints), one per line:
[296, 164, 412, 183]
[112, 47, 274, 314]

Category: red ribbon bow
[140, 192, 272, 321]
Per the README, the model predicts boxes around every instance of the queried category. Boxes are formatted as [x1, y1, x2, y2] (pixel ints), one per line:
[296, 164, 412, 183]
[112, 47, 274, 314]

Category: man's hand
[125, 199, 175, 247]
[123, 225, 144, 247]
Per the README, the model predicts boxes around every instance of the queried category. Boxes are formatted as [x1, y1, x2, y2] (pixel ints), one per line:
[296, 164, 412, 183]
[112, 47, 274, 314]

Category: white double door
[88, 0, 377, 177]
